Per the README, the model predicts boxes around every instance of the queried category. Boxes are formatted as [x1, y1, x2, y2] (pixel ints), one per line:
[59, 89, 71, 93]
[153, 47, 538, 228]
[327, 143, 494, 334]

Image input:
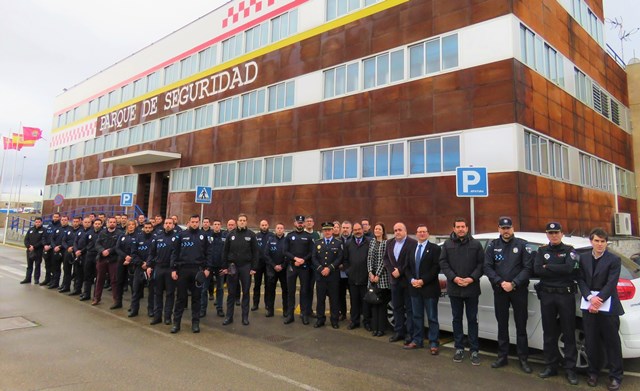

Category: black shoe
[491, 357, 508, 369]
[388, 333, 404, 343]
[128, 312, 138, 318]
[217, 309, 225, 317]
[110, 303, 122, 310]
[58, 287, 70, 293]
[520, 359, 532, 374]
[587, 374, 598, 387]
[331, 322, 339, 329]
[339, 314, 347, 321]
[164, 318, 172, 325]
[199, 310, 206, 318]
[235, 300, 240, 306]
[314, 320, 325, 328]
[150, 318, 162, 325]
[251, 304, 258, 311]
[39, 280, 50, 286]
[192, 323, 200, 333]
[223, 318, 233, 326]
[79, 295, 90, 301]
[607, 378, 621, 391]
[566, 371, 578, 386]
[301, 315, 309, 325]
[19, 279, 31, 284]
[364, 323, 372, 332]
[170, 325, 180, 334]
[265, 311, 274, 317]
[284, 316, 294, 324]
[539, 367, 558, 378]
[48, 284, 59, 290]
[69, 290, 81, 296]
[347, 322, 359, 330]
[147, 310, 154, 318]
[242, 318, 249, 326]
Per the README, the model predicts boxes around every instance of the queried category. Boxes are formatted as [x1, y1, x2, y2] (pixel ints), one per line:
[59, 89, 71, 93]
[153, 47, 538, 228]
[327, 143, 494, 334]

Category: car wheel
[558, 320, 589, 371]
[386, 301, 395, 328]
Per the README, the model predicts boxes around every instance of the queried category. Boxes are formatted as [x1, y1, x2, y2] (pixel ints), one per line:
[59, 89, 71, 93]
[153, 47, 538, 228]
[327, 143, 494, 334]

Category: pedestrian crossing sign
[195, 186, 212, 204]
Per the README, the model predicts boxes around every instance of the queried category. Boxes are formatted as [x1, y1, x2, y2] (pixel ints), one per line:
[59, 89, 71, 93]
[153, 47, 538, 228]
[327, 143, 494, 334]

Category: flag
[11, 133, 35, 148]
[3, 136, 21, 150]
[22, 126, 42, 141]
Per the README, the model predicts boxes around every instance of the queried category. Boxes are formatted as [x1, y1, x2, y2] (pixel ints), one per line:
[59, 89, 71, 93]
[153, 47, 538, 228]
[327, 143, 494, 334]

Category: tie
[356, 238, 361, 245]
[326, 239, 330, 245]
[416, 244, 423, 271]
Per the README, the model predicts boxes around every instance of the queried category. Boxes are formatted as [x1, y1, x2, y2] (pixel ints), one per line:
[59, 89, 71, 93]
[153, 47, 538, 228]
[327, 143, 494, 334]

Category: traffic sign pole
[200, 204, 204, 228]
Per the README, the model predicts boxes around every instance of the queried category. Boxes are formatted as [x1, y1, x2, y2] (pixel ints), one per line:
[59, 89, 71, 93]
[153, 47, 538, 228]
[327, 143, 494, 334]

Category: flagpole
[0, 133, 8, 243]
[3, 147, 19, 245]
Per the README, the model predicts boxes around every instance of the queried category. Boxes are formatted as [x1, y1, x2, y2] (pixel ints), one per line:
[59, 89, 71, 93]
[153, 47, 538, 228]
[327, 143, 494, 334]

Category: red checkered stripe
[222, 0, 278, 28]
[50, 121, 97, 149]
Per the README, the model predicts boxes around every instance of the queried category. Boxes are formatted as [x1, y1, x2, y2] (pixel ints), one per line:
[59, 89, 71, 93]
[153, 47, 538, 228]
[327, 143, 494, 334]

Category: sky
[0, 0, 638, 203]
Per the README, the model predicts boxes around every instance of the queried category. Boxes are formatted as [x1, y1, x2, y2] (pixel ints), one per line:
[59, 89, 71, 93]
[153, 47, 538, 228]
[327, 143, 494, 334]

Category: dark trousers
[61, 251, 74, 289]
[411, 295, 439, 348]
[130, 267, 146, 314]
[252, 263, 265, 307]
[583, 312, 623, 382]
[539, 291, 577, 369]
[25, 250, 43, 282]
[304, 268, 315, 316]
[391, 282, 413, 337]
[214, 273, 225, 310]
[348, 283, 369, 325]
[50, 251, 64, 286]
[450, 295, 479, 351]
[82, 255, 97, 298]
[94, 259, 118, 303]
[173, 266, 201, 325]
[316, 274, 340, 323]
[338, 276, 348, 317]
[494, 288, 528, 359]
[265, 266, 288, 314]
[42, 250, 53, 283]
[72, 256, 84, 293]
[154, 266, 176, 321]
[371, 288, 391, 333]
[115, 260, 129, 304]
[286, 265, 310, 317]
[200, 275, 213, 314]
[226, 263, 251, 320]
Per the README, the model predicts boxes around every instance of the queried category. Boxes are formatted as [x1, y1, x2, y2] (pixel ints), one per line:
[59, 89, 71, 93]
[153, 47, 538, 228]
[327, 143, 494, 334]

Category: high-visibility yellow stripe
[52, 0, 408, 134]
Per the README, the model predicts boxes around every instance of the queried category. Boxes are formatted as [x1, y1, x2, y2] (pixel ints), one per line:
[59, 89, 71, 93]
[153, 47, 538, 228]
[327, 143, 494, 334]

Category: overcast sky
[0, 0, 638, 203]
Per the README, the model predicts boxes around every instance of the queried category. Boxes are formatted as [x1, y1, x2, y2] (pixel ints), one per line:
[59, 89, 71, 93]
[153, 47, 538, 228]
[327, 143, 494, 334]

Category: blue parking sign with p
[120, 192, 134, 207]
[195, 186, 212, 204]
[456, 167, 489, 197]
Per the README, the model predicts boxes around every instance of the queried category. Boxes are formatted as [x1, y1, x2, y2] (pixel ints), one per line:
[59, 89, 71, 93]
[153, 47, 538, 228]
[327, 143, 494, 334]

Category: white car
[388, 232, 640, 368]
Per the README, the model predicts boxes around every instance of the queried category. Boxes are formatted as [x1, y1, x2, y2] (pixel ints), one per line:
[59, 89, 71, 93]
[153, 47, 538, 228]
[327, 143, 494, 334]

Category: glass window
[426, 39, 440, 74]
[117, 128, 130, 148]
[409, 44, 424, 78]
[376, 53, 389, 86]
[146, 72, 159, 92]
[198, 46, 217, 71]
[409, 140, 425, 174]
[363, 57, 375, 89]
[390, 50, 404, 82]
[123, 175, 137, 193]
[362, 146, 375, 178]
[121, 83, 133, 102]
[133, 78, 146, 97]
[100, 178, 110, 195]
[160, 116, 176, 138]
[442, 34, 458, 69]
[195, 104, 214, 129]
[426, 138, 441, 173]
[176, 111, 193, 134]
[112, 177, 123, 194]
[142, 121, 157, 141]
[94, 136, 105, 154]
[84, 139, 95, 155]
[164, 63, 178, 85]
[180, 55, 197, 79]
[129, 125, 142, 144]
[442, 136, 460, 171]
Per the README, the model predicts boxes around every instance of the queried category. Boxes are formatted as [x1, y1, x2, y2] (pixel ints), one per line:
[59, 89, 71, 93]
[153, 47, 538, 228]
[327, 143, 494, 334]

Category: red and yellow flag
[3, 136, 21, 150]
[22, 126, 42, 141]
[12, 133, 35, 148]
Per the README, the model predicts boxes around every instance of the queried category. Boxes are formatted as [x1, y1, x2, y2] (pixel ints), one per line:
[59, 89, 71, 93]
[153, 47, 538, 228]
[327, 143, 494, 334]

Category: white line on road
[0, 265, 24, 277]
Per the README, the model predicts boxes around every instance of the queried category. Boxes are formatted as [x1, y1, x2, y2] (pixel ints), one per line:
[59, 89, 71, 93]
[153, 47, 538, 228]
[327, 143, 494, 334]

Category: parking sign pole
[470, 197, 475, 235]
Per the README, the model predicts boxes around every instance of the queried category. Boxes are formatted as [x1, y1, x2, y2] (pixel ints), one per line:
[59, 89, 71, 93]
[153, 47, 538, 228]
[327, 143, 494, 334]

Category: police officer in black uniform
[534, 222, 579, 385]
[41, 212, 61, 286]
[312, 222, 343, 329]
[265, 223, 288, 317]
[79, 219, 103, 301]
[170, 215, 213, 333]
[70, 217, 92, 296]
[148, 218, 177, 325]
[484, 217, 534, 373]
[59, 216, 81, 293]
[48, 215, 70, 289]
[21, 217, 45, 284]
[129, 221, 155, 317]
[283, 215, 314, 325]
[253, 219, 272, 312]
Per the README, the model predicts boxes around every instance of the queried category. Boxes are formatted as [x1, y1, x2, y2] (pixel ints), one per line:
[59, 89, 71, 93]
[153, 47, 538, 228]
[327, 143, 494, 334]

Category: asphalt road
[1, 244, 638, 391]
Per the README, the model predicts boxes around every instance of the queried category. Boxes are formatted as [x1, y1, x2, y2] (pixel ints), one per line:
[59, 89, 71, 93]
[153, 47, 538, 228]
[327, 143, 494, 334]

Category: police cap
[498, 217, 512, 228]
[545, 222, 562, 232]
[294, 215, 305, 223]
[321, 221, 334, 230]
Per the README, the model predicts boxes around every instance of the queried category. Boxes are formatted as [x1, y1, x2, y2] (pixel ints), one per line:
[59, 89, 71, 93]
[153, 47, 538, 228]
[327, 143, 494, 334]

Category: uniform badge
[513, 248, 518, 253]
[121, 237, 125, 241]
[292, 236, 296, 240]
[231, 236, 235, 240]
[569, 252, 576, 260]
[317, 245, 321, 250]
[88, 235, 92, 239]
[171, 237, 176, 242]
[544, 253, 550, 260]
[200, 235, 204, 240]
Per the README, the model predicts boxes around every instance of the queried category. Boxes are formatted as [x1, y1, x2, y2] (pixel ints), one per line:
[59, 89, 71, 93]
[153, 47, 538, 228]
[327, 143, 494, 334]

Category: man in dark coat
[343, 222, 371, 330]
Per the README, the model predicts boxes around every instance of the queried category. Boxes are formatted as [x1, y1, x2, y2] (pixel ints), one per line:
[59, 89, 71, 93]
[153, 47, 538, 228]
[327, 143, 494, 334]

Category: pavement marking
[0, 316, 38, 331]
[0, 264, 24, 277]
[96, 307, 323, 391]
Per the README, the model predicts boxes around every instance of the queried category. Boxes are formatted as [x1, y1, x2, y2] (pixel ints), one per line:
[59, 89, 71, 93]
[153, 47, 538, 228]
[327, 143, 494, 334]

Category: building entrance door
[137, 174, 152, 216]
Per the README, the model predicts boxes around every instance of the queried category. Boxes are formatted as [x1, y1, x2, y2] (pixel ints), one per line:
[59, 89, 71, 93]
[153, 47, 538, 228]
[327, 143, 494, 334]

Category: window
[362, 142, 404, 178]
[171, 168, 190, 191]
[89, 99, 99, 115]
[219, 97, 240, 123]
[241, 90, 266, 117]
[146, 72, 159, 93]
[409, 135, 460, 174]
[99, 178, 111, 195]
[98, 95, 108, 112]
[129, 125, 142, 144]
[271, 9, 298, 42]
[222, 35, 243, 62]
[198, 46, 217, 71]
[194, 104, 214, 129]
[133, 78, 146, 97]
[245, 22, 269, 53]
[142, 121, 157, 141]
[108, 90, 120, 107]
[164, 63, 179, 85]
[322, 148, 357, 180]
[238, 159, 263, 186]
[264, 156, 293, 184]
[160, 116, 176, 138]
[574, 68, 591, 105]
[117, 128, 130, 148]
[123, 175, 137, 193]
[112, 177, 123, 195]
[570, 0, 604, 45]
[362, 49, 404, 90]
[84, 139, 95, 155]
[121, 83, 133, 102]
[190, 166, 210, 189]
[176, 111, 193, 134]
[94, 136, 105, 154]
[324, 62, 359, 99]
[267, 81, 294, 111]
[89, 179, 100, 196]
[409, 34, 458, 78]
[214, 162, 237, 188]
[104, 133, 116, 151]
[520, 25, 564, 86]
[616, 168, 636, 198]
[180, 55, 197, 79]
[580, 153, 612, 191]
[80, 181, 90, 197]
[326, 0, 378, 21]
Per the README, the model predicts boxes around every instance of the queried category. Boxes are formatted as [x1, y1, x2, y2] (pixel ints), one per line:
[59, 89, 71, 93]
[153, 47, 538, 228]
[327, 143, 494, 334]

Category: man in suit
[577, 228, 624, 390]
[343, 222, 371, 330]
[383, 222, 417, 344]
[484, 217, 534, 373]
[404, 224, 441, 353]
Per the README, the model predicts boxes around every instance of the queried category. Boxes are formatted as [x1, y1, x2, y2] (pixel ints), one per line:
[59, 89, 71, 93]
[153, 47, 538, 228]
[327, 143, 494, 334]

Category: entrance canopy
[101, 150, 181, 166]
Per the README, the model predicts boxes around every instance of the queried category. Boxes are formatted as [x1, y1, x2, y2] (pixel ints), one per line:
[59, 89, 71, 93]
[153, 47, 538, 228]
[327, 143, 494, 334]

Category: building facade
[45, 0, 636, 236]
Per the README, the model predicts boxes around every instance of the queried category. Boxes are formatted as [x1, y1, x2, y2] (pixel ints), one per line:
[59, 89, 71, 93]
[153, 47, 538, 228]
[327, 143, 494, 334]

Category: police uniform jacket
[73, 227, 91, 255]
[96, 228, 121, 262]
[209, 230, 226, 269]
[312, 237, 343, 279]
[171, 227, 212, 271]
[50, 224, 70, 249]
[63, 226, 81, 252]
[533, 242, 578, 289]
[256, 230, 273, 267]
[43, 220, 61, 248]
[148, 229, 176, 268]
[284, 230, 314, 266]
[577, 250, 624, 316]
[222, 227, 259, 269]
[265, 234, 287, 269]
[24, 225, 45, 250]
[131, 232, 154, 266]
[406, 240, 441, 298]
[439, 232, 484, 297]
[116, 232, 136, 261]
[80, 228, 101, 262]
[343, 236, 371, 285]
[484, 236, 533, 290]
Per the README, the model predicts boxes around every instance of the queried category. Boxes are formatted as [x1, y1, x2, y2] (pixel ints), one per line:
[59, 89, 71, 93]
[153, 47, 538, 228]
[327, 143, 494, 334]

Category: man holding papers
[577, 228, 624, 390]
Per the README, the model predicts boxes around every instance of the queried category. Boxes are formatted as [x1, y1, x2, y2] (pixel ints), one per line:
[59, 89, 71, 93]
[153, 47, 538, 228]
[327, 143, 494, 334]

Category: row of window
[569, 0, 604, 46]
[578, 153, 636, 199]
[322, 135, 461, 181]
[326, 0, 381, 21]
[574, 68, 624, 127]
[170, 156, 293, 191]
[46, 175, 138, 200]
[524, 131, 570, 181]
[324, 33, 458, 99]
[520, 24, 565, 87]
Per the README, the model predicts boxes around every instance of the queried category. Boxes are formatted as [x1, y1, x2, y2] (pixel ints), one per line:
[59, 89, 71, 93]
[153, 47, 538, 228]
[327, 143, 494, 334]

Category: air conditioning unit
[614, 213, 632, 236]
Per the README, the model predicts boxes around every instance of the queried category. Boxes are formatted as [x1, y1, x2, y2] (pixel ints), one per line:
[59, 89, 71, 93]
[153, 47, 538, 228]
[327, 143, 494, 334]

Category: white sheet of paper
[580, 291, 611, 312]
